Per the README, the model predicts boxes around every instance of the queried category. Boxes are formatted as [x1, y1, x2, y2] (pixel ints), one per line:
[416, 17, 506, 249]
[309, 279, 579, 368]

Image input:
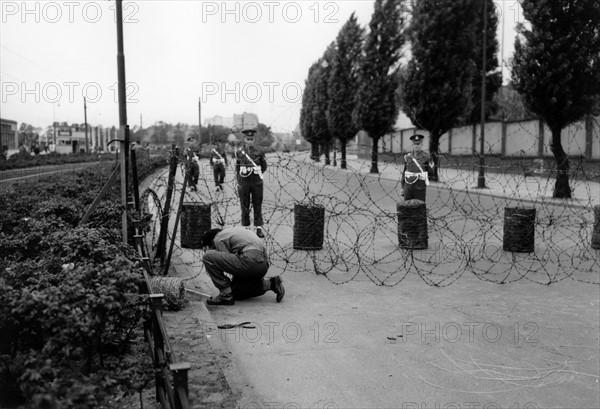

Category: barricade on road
[397, 200, 428, 249]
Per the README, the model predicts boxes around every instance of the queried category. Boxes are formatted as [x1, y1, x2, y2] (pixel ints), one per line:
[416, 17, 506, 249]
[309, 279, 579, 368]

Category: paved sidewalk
[166, 153, 599, 409]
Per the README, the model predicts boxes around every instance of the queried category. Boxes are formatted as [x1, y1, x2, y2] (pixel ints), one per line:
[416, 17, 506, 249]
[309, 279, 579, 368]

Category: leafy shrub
[0, 257, 151, 407]
[0, 152, 116, 171]
[0, 155, 167, 408]
[0, 217, 68, 262]
[33, 197, 84, 227]
[42, 227, 136, 265]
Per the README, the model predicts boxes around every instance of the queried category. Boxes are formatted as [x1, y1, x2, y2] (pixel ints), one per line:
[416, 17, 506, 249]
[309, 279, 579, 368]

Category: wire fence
[141, 148, 600, 289]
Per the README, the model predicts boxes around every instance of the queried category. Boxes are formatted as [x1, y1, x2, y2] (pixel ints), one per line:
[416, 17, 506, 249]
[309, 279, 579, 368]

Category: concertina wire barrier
[140, 147, 599, 288]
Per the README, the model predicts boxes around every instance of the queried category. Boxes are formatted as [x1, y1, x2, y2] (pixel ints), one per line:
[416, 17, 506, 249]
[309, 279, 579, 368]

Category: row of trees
[300, 0, 600, 198]
[301, 0, 404, 172]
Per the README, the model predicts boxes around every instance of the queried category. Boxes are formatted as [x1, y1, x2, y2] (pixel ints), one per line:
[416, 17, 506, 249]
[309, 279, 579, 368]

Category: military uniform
[402, 134, 433, 202]
[185, 147, 200, 191]
[201, 227, 285, 305]
[235, 134, 267, 235]
[210, 145, 229, 191]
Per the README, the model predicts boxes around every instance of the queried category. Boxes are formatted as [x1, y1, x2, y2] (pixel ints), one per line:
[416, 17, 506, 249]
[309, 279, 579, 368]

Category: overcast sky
[1, 0, 522, 132]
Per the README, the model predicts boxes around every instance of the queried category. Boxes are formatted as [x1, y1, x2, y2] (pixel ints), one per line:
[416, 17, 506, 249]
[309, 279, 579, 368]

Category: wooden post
[149, 294, 165, 403]
[164, 169, 188, 275]
[538, 120, 545, 157]
[157, 145, 178, 264]
[130, 148, 141, 212]
[170, 362, 191, 409]
[501, 120, 507, 157]
[585, 115, 593, 160]
[79, 164, 120, 226]
[472, 123, 477, 155]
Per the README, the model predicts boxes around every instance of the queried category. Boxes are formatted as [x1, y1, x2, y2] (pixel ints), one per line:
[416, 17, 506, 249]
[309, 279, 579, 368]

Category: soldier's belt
[239, 166, 263, 179]
[404, 171, 429, 185]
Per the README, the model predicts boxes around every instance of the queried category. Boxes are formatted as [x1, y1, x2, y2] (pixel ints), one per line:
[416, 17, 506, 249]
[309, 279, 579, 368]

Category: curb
[188, 296, 263, 408]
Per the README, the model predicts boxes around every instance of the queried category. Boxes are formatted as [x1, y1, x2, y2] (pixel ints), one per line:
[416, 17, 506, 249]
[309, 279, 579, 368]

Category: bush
[0, 257, 151, 407]
[0, 152, 116, 171]
[0, 155, 166, 408]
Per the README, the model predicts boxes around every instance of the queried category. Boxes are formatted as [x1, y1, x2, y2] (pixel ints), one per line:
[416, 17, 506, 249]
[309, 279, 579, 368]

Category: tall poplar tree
[317, 43, 336, 165]
[402, 0, 480, 181]
[327, 13, 365, 169]
[300, 62, 321, 161]
[512, 0, 600, 198]
[354, 0, 405, 174]
[300, 44, 336, 162]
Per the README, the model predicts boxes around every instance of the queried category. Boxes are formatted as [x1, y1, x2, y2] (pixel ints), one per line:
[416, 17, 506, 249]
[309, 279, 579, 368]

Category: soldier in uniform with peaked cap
[210, 142, 229, 191]
[235, 129, 268, 238]
[184, 138, 200, 191]
[401, 133, 434, 202]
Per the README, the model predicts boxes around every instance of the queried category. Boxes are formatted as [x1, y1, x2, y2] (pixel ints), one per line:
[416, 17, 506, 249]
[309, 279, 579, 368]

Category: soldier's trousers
[213, 164, 226, 187]
[188, 162, 200, 186]
[238, 182, 264, 226]
[403, 180, 427, 202]
[203, 249, 268, 300]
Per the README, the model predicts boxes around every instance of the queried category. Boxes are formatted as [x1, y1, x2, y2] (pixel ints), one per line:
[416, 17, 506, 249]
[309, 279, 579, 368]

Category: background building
[203, 115, 233, 128]
[52, 123, 90, 154]
[232, 112, 259, 132]
[204, 112, 259, 133]
[1, 118, 18, 156]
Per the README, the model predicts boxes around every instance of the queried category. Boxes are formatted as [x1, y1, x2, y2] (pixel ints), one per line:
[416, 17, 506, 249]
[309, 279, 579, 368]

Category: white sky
[1, 0, 522, 133]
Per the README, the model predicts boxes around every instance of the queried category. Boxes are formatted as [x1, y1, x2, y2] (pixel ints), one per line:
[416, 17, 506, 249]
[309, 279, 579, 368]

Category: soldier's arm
[213, 235, 231, 253]
[234, 150, 240, 169]
[259, 152, 267, 173]
[234, 150, 242, 181]
[401, 163, 406, 188]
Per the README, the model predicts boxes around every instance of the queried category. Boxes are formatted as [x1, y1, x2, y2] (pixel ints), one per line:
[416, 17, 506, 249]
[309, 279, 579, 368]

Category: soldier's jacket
[210, 147, 228, 167]
[403, 150, 432, 184]
[235, 144, 267, 184]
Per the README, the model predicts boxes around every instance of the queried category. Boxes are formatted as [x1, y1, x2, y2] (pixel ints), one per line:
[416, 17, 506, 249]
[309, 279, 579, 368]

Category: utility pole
[198, 98, 202, 142]
[84, 97, 89, 153]
[52, 103, 58, 148]
[116, 0, 129, 242]
[477, 0, 488, 189]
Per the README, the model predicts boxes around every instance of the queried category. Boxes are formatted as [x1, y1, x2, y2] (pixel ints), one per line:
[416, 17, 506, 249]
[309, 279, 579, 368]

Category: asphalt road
[151, 154, 599, 409]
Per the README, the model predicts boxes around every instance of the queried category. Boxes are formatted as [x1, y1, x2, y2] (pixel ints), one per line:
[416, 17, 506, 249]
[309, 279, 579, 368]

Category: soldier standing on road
[401, 134, 434, 202]
[185, 147, 200, 191]
[210, 142, 229, 192]
[235, 129, 268, 238]
[200, 227, 284, 306]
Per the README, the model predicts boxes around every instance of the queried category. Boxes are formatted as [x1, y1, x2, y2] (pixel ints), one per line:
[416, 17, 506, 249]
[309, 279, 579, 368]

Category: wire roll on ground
[150, 276, 186, 310]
